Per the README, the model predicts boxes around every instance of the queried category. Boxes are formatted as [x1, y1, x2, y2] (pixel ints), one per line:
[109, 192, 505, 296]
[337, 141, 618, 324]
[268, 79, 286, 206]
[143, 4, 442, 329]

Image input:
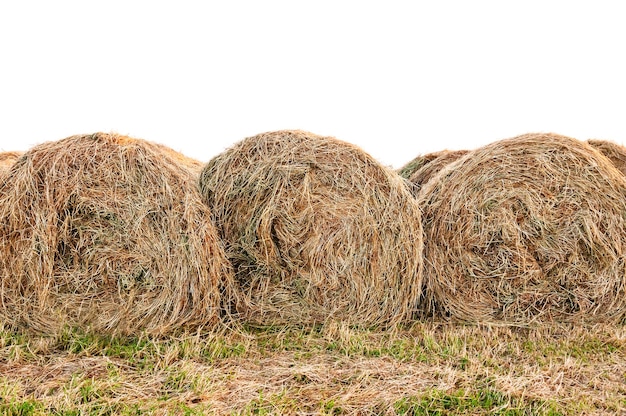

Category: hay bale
[199, 130, 423, 327]
[587, 139, 626, 176]
[418, 133, 626, 324]
[0, 151, 23, 177]
[399, 150, 469, 192]
[0, 133, 234, 336]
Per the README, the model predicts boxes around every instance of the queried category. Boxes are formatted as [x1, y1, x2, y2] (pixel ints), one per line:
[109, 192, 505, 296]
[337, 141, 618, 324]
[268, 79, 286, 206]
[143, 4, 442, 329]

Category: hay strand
[0, 133, 234, 336]
[199, 130, 423, 327]
[418, 133, 626, 324]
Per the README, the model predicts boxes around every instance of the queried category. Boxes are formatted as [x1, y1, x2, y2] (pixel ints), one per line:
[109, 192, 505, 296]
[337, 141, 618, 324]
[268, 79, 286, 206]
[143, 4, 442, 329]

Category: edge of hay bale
[398, 152, 442, 179]
[417, 132, 626, 325]
[587, 139, 626, 176]
[199, 130, 424, 327]
[0, 151, 24, 177]
[399, 150, 469, 194]
[0, 133, 234, 336]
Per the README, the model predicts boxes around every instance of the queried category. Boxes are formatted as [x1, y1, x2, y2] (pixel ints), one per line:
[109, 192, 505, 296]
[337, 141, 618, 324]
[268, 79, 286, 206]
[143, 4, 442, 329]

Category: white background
[1, 1, 625, 168]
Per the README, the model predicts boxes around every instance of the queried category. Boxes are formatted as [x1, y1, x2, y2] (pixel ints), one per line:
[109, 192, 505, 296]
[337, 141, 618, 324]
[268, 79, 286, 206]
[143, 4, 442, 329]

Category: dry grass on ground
[0, 322, 623, 415]
[417, 133, 626, 325]
[0, 133, 234, 337]
[199, 130, 423, 327]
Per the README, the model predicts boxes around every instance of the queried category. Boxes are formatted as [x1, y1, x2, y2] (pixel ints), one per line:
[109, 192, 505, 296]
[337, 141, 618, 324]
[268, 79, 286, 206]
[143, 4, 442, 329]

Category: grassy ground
[0, 321, 624, 415]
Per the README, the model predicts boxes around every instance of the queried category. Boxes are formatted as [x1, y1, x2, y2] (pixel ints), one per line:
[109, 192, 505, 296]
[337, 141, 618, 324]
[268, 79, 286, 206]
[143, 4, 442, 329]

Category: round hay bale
[0, 133, 234, 336]
[199, 130, 423, 327]
[587, 139, 626, 176]
[399, 150, 469, 193]
[418, 133, 626, 324]
[0, 151, 23, 177]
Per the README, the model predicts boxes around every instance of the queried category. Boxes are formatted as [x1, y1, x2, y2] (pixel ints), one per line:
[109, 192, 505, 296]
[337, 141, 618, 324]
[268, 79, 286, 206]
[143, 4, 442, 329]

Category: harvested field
[418, 133, 626, 325]
[0, 322, 623, 415]
[0, 133, 234, 336]
[399, 149, 469, 193]
[199, 130, 423, 327]
[588, 139, 626, 176]
[0, 151, 23, 177]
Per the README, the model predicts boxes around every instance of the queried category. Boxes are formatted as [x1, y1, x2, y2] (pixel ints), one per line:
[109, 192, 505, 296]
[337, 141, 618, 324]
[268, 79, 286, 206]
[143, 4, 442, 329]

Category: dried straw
[418, 133, 626, 324]
[0, 151, 23, 177]
[587, 139, 626, 176]
[399, 150, 469, 193]
[199, 130, 423, 327]
[0, 133, 234, 336]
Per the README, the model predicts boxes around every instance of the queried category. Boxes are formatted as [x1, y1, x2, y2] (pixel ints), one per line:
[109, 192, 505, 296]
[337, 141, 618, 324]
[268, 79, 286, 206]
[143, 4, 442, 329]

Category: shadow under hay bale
[417, 133, 626, 325]
[587, 139, 626, 176]
[399, 150, 469, 194]
[0, 151, 23, 177]
[199, 130, 423, 327]
[0, 133, 234, 336]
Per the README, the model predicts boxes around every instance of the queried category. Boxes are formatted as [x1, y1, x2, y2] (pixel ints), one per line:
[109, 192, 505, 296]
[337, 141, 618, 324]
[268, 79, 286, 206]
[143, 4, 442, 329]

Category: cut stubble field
[1, 321, 624, 415]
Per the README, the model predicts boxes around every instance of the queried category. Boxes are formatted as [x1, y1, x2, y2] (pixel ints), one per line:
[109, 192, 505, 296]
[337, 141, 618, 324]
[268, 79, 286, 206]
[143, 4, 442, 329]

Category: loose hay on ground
[199, 130, 423, 327]
[587, 139, 626, 176]
[417, 133, 626, 324]
[398, 150, 469, 193]
[0, 133, 234, 336]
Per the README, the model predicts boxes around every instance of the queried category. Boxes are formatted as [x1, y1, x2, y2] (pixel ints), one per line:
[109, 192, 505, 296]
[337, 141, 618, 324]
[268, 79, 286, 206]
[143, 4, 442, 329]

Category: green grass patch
[0, 400, 41, 416]
[394, 388, 563, 415]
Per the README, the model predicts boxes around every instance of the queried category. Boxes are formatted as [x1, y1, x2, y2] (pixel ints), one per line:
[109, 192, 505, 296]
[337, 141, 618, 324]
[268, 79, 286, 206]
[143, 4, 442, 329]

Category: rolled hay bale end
[0, 133, 234, 336]
[199, 130, 424, 327]
[418, 133, 626, 325]
[0, 151, 24, 177]
[399, 150, 469, 193]
[587, 139, 626, 176]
